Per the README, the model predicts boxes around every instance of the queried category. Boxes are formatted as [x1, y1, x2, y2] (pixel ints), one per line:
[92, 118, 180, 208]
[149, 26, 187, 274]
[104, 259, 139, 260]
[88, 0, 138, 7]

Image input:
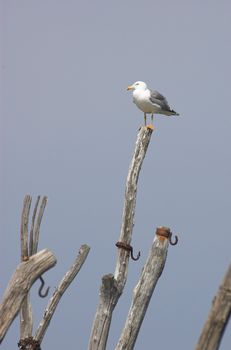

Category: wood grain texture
[34, 244, 90, 343]
[20, 195, 48, 339]
[114, 126, 153, 287]
[20, 294, 33, 340]
[115, 235, 169, 350]
[0, 249, 56, 343]
[20, 195, 32, 260]
[196, 264, 231, 350]
[88, 126, 153, 350]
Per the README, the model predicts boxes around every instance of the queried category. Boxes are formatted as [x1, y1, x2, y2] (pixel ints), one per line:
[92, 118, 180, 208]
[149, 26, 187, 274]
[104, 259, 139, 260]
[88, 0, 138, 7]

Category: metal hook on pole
[156, 226, 179, 246]
[116, 241, 141, 261]
[169, 232, 178, 246]
[38, 275, 50, 298]
[130, 246, 141, 261]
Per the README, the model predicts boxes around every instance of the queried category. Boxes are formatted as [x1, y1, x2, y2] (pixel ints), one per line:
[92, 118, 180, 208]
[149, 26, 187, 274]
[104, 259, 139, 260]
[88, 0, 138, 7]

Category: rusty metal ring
[116, 241, 141, 261]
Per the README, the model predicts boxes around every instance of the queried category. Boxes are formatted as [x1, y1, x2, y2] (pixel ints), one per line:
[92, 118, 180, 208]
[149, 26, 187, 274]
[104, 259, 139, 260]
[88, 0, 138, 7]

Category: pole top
[156, 227, 178, 246]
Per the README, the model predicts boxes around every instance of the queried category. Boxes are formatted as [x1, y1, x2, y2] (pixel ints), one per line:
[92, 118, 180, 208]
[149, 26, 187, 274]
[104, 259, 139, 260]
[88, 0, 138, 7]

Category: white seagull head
[127, 81, 147, 91]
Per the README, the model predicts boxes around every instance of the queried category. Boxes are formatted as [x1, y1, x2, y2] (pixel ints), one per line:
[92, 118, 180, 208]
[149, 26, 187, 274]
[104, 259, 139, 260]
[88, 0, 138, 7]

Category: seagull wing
[149, 90, 171, 112]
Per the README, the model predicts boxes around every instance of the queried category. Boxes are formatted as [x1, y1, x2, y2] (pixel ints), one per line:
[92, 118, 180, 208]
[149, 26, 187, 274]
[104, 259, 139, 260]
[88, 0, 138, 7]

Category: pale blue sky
[1, 1, 231, 349]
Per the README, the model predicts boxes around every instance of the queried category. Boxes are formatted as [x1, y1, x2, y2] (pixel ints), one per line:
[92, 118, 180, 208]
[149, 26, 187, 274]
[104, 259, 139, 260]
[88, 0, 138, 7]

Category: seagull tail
[171, 109, 180, 116]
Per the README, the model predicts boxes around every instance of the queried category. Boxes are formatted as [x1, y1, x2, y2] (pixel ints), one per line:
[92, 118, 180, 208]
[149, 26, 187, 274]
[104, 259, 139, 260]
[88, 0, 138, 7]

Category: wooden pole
[115, 228, 171, 350]
[88, 126, 153, 350]
[195, 263, 231, 350]
[20, 195, 48, 340]
[34, 244, 90, 343]
[0, 195, 91, 348]
[20, 195, 33, 340]
[0, 249, 57, 343]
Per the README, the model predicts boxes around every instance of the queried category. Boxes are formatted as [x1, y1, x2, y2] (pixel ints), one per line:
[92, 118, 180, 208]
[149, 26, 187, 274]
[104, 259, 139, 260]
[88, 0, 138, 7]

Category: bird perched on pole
[127, 81, 179, 127]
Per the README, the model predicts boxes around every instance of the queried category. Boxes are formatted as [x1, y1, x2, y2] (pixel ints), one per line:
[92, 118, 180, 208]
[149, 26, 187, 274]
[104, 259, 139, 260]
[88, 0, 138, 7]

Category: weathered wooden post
[196, 264, 231, 350]
[88, 126, 154, 350]
[1, 128, 229, 350]
[115, 227, 178, 350]
[0, 195, 90, 349]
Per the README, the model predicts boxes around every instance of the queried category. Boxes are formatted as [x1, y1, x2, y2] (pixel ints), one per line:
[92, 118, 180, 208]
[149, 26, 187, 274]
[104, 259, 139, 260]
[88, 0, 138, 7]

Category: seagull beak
[127, 85, 133, 91]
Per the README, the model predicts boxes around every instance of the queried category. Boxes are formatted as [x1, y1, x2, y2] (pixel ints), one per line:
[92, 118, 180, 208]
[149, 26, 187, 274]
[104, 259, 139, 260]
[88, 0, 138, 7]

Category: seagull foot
[146, 124, 154, 130]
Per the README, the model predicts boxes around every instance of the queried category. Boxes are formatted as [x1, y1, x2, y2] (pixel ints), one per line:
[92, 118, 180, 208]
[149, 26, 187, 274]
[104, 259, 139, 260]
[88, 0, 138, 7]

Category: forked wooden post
[0, 195, 90, 349]
[20, 195, 48, 340]
[1, 130, 229, 349]
[0, 249, 56, 344]
[195, 264, 231, 350]
[88, 126, 153, 350]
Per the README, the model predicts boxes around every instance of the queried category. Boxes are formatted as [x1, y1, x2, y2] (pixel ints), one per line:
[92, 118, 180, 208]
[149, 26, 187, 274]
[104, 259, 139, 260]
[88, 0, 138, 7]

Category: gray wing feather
[149, 90, 171, 111]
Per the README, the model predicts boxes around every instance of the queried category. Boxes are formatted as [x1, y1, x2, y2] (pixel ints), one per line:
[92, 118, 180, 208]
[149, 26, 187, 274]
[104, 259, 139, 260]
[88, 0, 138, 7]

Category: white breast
[133, 89, 160, 114]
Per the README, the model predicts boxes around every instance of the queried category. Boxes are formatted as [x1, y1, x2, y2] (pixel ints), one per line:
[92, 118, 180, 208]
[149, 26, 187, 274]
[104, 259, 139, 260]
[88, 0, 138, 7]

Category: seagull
[127, 81, 179, 127]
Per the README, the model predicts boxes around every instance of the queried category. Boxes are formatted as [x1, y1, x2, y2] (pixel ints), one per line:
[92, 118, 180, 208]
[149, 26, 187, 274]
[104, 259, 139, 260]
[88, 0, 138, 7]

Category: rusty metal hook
[156, 227, 179, 246]
[38, 276, 49, 298]
[130, 246, 141, 261]
[169, 232, 178, 246]
[116, 241, 141, 261]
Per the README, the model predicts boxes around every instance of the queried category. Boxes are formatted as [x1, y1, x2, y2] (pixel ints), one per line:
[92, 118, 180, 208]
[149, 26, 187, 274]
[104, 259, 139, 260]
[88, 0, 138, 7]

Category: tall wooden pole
[88, 126, 153, 350]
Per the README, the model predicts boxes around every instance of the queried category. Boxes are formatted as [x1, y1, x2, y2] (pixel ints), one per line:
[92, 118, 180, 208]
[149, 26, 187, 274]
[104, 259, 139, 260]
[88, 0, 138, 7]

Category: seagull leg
[144, 113, 147, 126]
[146, 114, 154, 130]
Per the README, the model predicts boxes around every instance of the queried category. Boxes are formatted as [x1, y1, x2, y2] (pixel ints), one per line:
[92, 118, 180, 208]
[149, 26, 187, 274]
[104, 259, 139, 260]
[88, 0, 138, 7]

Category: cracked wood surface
[196, 264, 231, 350]
[115, 234, 169, 350]
[88, 126, 153, 350]
[0, 249, 56, 343]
